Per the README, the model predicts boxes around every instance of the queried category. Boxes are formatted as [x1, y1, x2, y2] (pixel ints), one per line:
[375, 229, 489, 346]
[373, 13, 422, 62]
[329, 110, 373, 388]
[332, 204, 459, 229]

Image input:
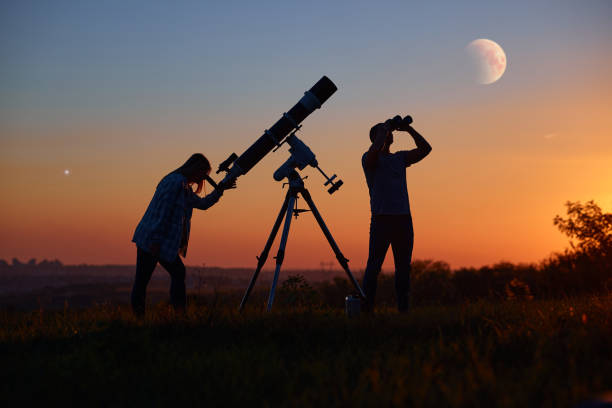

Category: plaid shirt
[132, 173, 223, 262]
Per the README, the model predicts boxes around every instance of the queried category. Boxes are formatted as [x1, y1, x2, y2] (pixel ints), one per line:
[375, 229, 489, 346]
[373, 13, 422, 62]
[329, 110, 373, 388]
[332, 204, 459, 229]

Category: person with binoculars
[362, 115, 432, 312]
[131, 153, 236, 317]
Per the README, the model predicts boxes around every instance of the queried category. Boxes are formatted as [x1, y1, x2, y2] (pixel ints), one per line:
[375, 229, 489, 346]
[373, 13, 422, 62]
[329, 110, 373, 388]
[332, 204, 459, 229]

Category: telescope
[228, 76, 366, 312]
[217, 76, 337, 185]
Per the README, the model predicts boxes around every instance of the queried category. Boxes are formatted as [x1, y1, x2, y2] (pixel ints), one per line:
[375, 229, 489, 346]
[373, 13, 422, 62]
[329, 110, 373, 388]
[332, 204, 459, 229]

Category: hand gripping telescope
[216, 76, 337, 185]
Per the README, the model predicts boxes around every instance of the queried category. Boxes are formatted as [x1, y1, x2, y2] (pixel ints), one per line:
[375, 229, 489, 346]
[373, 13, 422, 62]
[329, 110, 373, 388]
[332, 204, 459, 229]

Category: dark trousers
[362, 214, 414, 311]
[131, 246, 186, 316]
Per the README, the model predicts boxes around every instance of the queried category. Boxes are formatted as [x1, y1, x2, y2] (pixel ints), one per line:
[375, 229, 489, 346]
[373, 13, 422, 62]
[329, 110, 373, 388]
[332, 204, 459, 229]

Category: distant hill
[0, 261, 347, 296]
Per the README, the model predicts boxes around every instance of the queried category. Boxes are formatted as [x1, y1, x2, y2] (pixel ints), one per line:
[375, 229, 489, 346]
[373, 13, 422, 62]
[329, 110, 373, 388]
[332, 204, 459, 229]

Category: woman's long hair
[169, 153, 211, 195]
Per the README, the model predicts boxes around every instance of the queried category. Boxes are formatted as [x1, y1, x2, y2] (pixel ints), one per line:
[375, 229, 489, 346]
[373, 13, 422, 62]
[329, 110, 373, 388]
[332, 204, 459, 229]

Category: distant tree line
[3, 200, 610, 306]
[286, 200, 612, 308]
[0, 258, 63, 268]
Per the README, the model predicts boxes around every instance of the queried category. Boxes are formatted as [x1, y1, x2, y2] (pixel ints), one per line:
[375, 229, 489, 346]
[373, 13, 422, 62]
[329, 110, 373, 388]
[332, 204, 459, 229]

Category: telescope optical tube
[228, 76, 337, 178]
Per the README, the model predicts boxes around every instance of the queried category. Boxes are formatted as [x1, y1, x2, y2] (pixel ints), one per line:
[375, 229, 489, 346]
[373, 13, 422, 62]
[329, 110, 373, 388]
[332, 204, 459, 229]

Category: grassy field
[1, 293, 611, 407]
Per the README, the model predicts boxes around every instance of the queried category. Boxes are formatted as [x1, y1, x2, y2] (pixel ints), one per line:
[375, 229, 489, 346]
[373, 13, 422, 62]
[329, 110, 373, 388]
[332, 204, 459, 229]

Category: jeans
[362, 214, 414, 311]
[131, 246, 186, 316]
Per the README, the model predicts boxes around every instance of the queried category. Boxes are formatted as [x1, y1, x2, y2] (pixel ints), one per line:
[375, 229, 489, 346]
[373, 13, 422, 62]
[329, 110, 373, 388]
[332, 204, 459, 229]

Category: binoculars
[385, 115, 413, 131]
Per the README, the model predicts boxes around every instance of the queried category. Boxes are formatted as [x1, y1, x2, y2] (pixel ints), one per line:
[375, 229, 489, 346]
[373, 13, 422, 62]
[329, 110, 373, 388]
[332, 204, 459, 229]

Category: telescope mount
[239, 168, 366, 312]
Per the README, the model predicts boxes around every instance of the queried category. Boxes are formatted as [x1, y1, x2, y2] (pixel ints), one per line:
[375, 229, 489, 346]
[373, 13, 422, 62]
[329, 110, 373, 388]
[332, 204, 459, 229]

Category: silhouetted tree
[554, 200, 612, 257]
[37, 259, 64, 269]
[551, 200, 612, 293]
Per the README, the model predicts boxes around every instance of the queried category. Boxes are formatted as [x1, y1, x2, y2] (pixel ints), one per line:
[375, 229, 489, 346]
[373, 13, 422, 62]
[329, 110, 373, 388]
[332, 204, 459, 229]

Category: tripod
[239, 170, 366, 312]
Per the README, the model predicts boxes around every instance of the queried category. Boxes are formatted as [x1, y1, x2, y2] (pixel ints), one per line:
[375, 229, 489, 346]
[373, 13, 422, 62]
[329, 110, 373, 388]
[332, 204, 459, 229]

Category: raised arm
[364, 125, 388, 170]
[402, 125, 432, 167]
[188, 176, 237, 210]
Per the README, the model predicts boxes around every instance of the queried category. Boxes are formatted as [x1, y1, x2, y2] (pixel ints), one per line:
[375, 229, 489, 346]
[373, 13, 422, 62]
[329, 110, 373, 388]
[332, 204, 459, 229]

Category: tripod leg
[300, 188, 367, 299]
[239, 192, 291, 312]
[267, 195, 297, 311]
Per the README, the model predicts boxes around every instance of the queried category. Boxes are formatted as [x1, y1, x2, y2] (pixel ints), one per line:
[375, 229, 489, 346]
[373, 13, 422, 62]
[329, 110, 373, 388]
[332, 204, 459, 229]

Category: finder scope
[219, 76, 337, 182]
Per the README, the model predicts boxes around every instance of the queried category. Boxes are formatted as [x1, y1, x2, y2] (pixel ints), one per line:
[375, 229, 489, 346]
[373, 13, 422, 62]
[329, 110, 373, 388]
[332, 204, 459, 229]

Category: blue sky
[2, 0, 609, 125]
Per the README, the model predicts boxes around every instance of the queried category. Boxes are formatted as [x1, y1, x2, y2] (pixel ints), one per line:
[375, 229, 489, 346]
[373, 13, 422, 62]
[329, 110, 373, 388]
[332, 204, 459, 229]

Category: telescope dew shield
[231, 76, 337, 176]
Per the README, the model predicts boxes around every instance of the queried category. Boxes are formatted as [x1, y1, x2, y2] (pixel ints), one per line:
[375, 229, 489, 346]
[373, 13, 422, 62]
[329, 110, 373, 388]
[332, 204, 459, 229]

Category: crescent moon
[466, 39, 507, 84]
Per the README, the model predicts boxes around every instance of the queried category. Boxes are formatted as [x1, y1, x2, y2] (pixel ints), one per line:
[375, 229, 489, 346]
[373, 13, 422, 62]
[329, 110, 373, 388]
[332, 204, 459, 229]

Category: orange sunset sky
[1, 1, 611, 270]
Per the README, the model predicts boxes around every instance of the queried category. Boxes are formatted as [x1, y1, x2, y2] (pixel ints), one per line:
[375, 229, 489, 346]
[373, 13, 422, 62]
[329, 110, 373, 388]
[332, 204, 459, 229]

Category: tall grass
[1, 294, 611, 407]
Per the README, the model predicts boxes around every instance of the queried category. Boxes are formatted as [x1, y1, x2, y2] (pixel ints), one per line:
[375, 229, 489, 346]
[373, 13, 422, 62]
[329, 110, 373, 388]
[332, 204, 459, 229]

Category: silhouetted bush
[411, 260, 456, 305]
[276, 274, 319, 309]
[318, 277, 353, 308]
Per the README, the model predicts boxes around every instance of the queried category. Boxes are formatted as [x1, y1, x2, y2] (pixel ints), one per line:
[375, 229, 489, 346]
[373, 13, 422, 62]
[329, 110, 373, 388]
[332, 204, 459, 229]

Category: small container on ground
[345, 295, 361, 318]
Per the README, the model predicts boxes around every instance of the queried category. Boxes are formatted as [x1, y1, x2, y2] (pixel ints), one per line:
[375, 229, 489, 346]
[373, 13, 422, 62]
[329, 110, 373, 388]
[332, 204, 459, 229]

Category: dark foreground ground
[1, 294, 611, 407]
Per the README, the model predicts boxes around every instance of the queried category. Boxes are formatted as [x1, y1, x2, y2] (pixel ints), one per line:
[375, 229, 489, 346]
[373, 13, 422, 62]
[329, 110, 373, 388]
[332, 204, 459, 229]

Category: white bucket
[345, 295, 361, 317]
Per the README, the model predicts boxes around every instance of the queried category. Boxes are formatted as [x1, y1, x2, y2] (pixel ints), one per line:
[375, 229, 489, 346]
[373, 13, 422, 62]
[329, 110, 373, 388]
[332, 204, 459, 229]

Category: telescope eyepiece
[217, 153, 238, 174]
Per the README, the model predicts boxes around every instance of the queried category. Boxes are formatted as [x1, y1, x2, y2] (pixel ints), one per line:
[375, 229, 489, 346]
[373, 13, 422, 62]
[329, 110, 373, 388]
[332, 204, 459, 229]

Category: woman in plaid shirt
[131, 153, 235, 316]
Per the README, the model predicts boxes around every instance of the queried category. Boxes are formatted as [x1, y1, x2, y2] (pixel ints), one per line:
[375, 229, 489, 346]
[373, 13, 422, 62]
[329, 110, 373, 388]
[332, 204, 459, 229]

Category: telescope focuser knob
[327, 179, 343, 194]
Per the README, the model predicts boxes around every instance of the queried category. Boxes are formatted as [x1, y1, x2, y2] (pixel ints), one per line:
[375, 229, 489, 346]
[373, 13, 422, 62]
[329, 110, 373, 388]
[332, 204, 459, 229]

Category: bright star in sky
[64, 169, 71, 176]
